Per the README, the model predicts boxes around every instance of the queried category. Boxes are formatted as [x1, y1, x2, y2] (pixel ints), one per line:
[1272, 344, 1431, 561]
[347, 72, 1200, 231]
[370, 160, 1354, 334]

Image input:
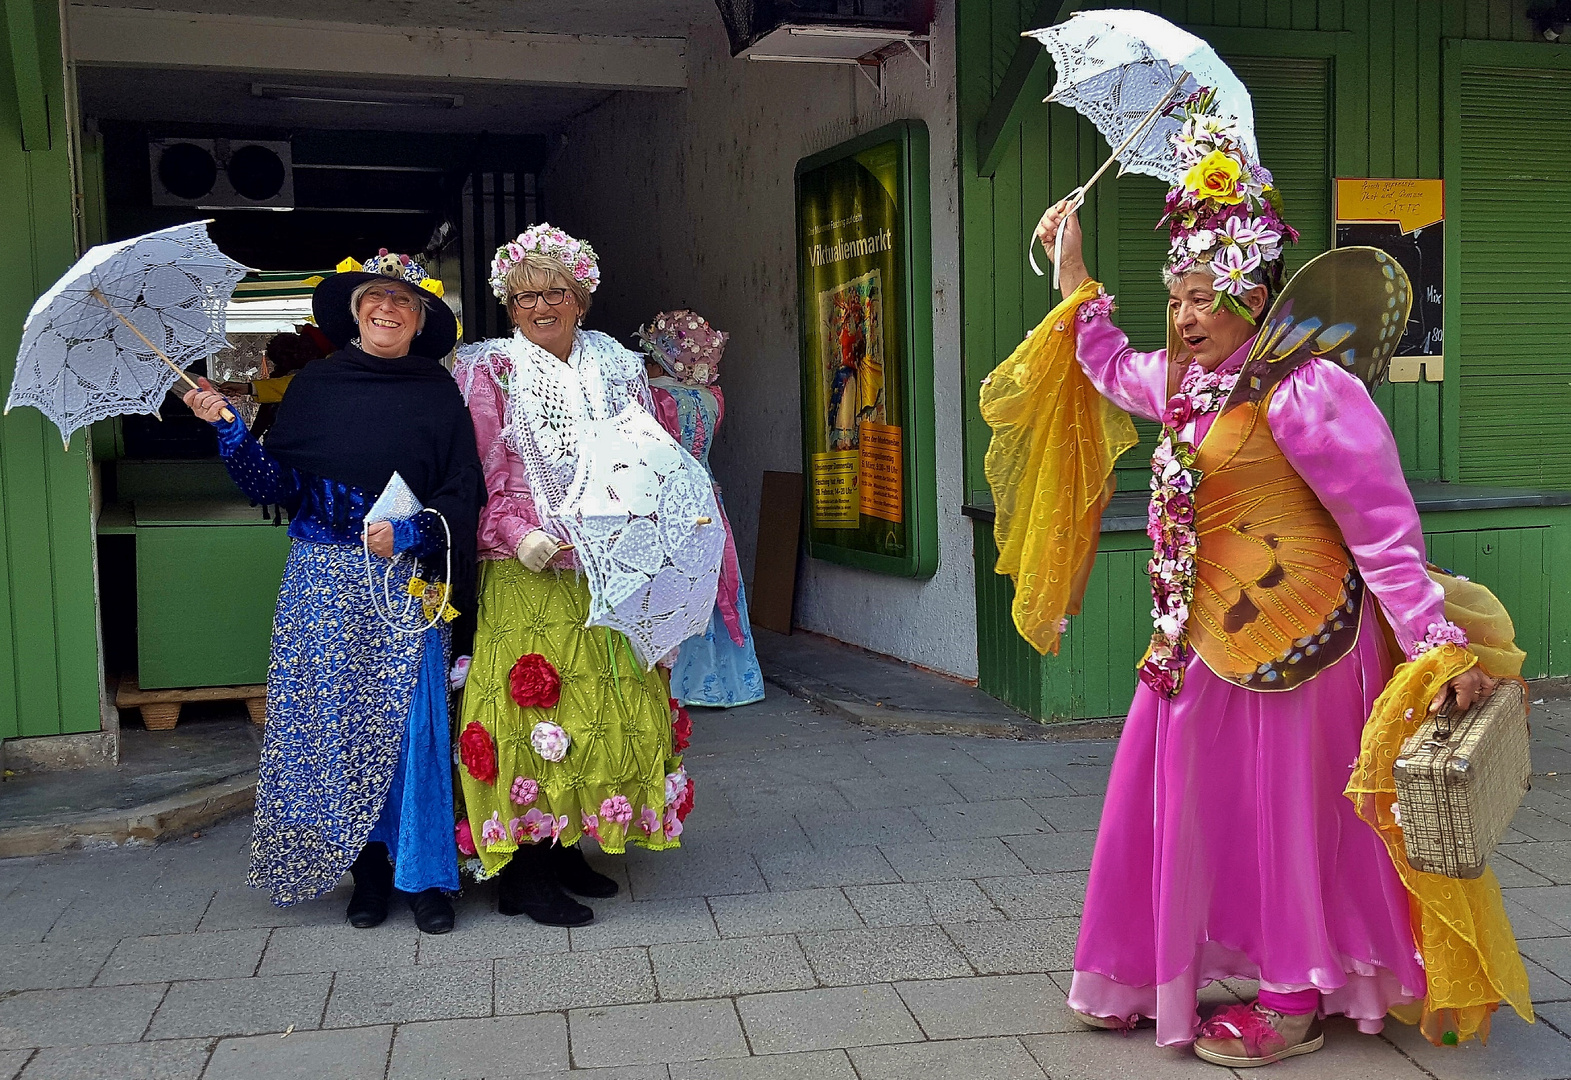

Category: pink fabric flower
[480, 811, 507, 848]
[510, 776, 539, 806]
[516, 808, 554, 843]
[581, 812, 601, 841]
[663, 806, 684, 840]
[664, 767, 689, 806]
[638, 807, 660, 836]
[455, 819, 476, 856]
[1409, 620, 1470, 660]
[530, 721, 571, 763]
[600, 795, 634, 825]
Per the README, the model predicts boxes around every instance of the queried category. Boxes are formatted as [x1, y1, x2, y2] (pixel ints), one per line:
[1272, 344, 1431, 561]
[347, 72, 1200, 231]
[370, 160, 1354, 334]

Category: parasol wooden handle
[90, 288, 235, 423]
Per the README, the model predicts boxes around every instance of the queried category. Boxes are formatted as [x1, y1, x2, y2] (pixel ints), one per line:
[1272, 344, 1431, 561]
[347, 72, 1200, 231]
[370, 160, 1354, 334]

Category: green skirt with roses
[457, 559, 689, 878]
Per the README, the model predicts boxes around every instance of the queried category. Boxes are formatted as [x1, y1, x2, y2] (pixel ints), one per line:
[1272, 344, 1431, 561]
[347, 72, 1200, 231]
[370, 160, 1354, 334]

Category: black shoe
[549, 842, 620, 898]
[409, 888, 455, 934]
[346, 842, 393, 929]
[496, 845, 594, 926]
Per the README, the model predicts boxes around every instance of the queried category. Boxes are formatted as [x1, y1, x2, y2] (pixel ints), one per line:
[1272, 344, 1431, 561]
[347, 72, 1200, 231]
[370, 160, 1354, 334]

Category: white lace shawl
[456, 329, 652, 531]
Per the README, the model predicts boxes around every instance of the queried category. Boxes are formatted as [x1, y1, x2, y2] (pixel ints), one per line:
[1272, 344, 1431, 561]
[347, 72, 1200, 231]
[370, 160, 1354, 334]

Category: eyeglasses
[361, 287, 418, 311]
[509, 289, 570, 310]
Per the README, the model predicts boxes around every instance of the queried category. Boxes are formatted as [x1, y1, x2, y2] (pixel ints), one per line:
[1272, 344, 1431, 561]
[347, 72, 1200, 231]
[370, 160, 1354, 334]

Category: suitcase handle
[1433, 687, 1457, 741]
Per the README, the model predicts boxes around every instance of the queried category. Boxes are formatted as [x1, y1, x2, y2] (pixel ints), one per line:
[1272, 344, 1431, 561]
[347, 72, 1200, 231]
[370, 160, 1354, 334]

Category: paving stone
[798, 924, 972, 985]
[199, 884, 352, 931]
[958, 741, 1109, 772]
[324, 959, 493, 1026]
[895, 974, 1079, 1039]
[755, 847, 899, 891]
[915, 799, 1053, 840]
[570, 897, 719, 951]
[1024, 795, 1105, 833]
[15, 1039, 209, 1080]
[844, 879, 1004, 927]
[947, 918, 1080, 974]
[1001, 832, 1098, 874]
[0, 940, 111, 992]
[146, 972, 330, 1039]
[944, 771, 1075, 802]
[523, 1070, 669, 1080]
[830, 775, 965, 809]
[1508, 807, 1571, 842]
[416, 909, 570, 963]
[43, 888, 212, 943]
[737, 985, 922, 1055]
[1489, 853, 1557, 888]
[624, 847, 767, 901]
[1021, 1032, 1221, 1078]
[1502, 899, 1567, 939]
[722, 782, 853, 817]
[796, 807, 931, 848]
[496, 946, 654, 1014]
[862, 737, 993, 776]
[204, 1024, 392, 1080]
[1381, 1006, 1571, 1079]
[849, 1036, 1048, 1079]
[682, 812, 814, 854]
[1504, 884, 1571, 930]
[708, 888, 861, 937]
[570, 1000, 747, 1068]
[768, 747, 884, 783]
[879, 837, 1030, 882]
[97, 929, 269, 985]
[1501, 842, 1571, 885]
[260, 922, 419, 974]
[1047, 764, 1112, 796]
[0, 895, 68, 946]
[0, 984, 166, 1049]
[651, 935, 815, 999]
[0, 1050, 28, 1080]
[387, 1015, 569, 1079]
[669, 1049, 857, 1080]
[1521, 955, 1571, 1002]
[978, 874, 1086, 919]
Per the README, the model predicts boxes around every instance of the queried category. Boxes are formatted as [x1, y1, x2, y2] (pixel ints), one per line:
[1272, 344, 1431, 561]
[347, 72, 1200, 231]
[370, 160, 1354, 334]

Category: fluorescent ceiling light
[251, 83, 464, 108]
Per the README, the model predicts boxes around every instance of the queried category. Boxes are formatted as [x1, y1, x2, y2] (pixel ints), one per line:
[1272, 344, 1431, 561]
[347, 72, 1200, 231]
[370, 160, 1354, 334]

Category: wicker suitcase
[1393, 678, 1530, 879]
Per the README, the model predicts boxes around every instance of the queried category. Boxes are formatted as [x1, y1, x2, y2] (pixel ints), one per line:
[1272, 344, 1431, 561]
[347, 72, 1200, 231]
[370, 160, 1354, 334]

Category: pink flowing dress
[1066, 310, 1442, 1045]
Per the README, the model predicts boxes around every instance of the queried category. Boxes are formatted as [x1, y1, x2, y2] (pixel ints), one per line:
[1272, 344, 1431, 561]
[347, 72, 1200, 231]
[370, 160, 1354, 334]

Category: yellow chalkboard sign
[1335, 179, 1444, 383]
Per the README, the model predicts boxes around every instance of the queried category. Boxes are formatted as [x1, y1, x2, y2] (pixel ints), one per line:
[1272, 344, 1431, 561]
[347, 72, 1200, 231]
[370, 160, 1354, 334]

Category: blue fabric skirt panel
[368, 625, 460, 894]
[669, 579, 766, 709]
[248, 540, 443, 906]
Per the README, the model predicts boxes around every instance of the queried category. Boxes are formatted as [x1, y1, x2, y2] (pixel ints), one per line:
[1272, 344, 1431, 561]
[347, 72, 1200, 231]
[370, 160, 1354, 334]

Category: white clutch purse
[365, 471, 422, 523]
[362, 471, 450, 635]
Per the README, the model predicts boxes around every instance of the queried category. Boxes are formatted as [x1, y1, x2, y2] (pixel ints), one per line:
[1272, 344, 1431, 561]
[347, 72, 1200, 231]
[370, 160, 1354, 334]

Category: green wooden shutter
[1457, 67, 1571, 489]
[1110, 56, 1333, 486]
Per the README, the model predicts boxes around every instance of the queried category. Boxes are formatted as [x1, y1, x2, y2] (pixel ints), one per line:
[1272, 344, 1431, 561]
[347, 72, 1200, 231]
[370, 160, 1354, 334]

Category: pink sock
[1257, 988, 1320, 1015]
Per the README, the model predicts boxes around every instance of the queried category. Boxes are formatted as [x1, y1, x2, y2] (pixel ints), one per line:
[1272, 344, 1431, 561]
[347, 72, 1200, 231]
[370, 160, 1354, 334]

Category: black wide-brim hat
[312, 271, 459, 360]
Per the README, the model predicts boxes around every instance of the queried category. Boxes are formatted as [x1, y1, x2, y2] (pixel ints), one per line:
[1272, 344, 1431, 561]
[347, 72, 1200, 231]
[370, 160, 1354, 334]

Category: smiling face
[355, 281, 422, 358]
[1167, 272, 1268, 370]
[508, 266, 584, 361]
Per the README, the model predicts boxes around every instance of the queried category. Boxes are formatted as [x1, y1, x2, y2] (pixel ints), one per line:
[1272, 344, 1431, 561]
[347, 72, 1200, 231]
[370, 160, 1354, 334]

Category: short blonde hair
[350, 279, 428, 333]
[503, 253, 592, 317]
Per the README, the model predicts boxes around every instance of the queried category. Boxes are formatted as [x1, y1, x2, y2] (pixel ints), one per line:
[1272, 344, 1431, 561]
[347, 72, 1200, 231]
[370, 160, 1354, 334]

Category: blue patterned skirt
[248, 541, 458, 906]
[668, 572, 766, 709]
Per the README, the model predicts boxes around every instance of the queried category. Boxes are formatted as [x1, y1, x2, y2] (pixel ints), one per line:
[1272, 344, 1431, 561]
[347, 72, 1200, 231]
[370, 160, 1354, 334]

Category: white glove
[516, 529, 564, 572]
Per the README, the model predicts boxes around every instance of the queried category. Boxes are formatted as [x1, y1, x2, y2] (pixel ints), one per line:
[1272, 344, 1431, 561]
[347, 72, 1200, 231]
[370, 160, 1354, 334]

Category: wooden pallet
[115, 676, 266, 730]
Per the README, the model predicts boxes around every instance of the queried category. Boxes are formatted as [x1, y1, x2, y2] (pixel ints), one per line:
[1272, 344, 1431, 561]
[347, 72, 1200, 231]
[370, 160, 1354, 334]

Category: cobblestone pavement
[2, 686, 1569, 1079]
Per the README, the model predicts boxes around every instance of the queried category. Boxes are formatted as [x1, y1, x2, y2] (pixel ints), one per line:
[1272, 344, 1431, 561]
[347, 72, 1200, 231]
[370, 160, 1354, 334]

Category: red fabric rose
[455, 818, 476, 856]
[510, 653, 562, 709]
[674, 776, 695, 822]
[459, 721, 498, 784]
[670, 699, 692, 753]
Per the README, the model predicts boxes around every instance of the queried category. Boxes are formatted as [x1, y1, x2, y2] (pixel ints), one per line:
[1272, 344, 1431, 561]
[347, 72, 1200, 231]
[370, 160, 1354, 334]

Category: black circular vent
[227, 144, 287, 202]
[157, 142, 217, 200]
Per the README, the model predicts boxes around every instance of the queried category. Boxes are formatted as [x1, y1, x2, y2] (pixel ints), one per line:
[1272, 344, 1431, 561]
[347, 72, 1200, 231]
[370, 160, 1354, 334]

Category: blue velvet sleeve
[392, 511, 448, 558]
[214, 414, 303, 511]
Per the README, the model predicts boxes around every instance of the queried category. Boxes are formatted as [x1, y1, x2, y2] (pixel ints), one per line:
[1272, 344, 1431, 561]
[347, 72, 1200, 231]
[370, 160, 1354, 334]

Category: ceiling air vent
[149, 138, 294, 209]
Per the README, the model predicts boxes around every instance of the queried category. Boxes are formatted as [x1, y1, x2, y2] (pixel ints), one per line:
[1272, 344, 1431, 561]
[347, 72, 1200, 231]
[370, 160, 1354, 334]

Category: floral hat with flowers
[490, 223, 601, 300]
[1159, 87, 1299, 322]
[634, 310, 729, 386]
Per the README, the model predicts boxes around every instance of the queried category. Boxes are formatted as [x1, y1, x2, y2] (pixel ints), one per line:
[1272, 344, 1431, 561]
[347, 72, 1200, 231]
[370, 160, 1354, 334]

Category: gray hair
[350, 279, 428, 334]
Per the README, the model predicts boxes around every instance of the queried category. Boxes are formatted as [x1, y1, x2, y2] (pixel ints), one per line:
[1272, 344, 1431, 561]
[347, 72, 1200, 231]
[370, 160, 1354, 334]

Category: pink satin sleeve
[1073, 312, 1171, 423]
[1268, 358, 1446, 656]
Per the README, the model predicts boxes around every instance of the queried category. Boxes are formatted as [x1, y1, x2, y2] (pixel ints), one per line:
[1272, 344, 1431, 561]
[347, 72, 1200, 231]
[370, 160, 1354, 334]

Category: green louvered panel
[1457, 68, 1571, 489]
[1110, 56, 1333, 485]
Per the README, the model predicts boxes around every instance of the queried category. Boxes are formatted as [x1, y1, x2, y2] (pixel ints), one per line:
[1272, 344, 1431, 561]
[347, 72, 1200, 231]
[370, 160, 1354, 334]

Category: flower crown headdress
[634, 310, 729, 386]
[490, 223, 601, 300]
[1159, 87, 1298, 322]
[337, 249, 445, 297]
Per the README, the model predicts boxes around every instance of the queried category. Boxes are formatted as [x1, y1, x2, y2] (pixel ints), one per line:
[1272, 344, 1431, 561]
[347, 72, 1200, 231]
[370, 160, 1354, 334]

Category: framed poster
[794, 120, 937, 578]
[1335, 179, 1444, 382]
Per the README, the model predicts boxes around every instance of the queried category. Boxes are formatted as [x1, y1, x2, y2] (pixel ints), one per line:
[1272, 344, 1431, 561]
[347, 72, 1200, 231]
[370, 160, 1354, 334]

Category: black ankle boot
[548, 842, 620, 898]
[408, 888, 455, 934]
[496, 844, 594, 926]
[346, 842, 393, 929]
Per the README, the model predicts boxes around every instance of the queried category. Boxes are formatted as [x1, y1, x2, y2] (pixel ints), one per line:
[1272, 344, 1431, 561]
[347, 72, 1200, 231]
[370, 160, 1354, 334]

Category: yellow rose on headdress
[1183, 150, 1245, 205]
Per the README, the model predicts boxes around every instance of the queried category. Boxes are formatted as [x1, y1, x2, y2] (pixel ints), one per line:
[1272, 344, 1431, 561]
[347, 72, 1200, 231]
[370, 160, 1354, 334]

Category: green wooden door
[1109, 55, 1333, 489]
[1456, 67, 1571, 488]
[0, 0, 103, 739]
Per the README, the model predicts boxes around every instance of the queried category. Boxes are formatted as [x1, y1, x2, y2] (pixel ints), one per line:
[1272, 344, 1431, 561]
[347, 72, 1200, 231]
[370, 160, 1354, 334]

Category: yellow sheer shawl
[1347, 573, 1535, 1046]
[980, 279, 1137, 655]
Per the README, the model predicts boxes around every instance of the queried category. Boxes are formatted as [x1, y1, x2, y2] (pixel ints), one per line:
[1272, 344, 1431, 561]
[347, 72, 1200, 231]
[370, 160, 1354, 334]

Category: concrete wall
[543, 1, 977, 679]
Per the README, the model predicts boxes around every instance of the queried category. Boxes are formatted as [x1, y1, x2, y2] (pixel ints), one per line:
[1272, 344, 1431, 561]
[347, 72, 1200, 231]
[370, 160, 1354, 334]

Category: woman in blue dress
[183, 251, 482, 933]
[635, 311, 765, 708]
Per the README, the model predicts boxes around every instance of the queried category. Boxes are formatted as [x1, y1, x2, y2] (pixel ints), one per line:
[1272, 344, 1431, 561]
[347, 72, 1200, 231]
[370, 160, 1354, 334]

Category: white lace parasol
[5, 221, 250, 445]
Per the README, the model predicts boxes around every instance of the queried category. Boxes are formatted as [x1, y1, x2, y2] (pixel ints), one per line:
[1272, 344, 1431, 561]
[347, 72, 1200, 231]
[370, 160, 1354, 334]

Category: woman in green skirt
[452, 224, 692, 926]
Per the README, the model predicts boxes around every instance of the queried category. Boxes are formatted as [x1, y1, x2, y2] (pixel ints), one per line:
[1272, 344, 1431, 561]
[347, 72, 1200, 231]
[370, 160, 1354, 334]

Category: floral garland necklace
[1140, 361, 1240, 697]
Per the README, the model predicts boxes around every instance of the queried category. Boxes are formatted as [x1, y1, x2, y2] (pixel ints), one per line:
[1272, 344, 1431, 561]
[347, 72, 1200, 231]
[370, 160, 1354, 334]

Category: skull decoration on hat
[1159, 88, 1299, 322]
[634, 310, 729, 387]
[489, 223, 601, 299]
